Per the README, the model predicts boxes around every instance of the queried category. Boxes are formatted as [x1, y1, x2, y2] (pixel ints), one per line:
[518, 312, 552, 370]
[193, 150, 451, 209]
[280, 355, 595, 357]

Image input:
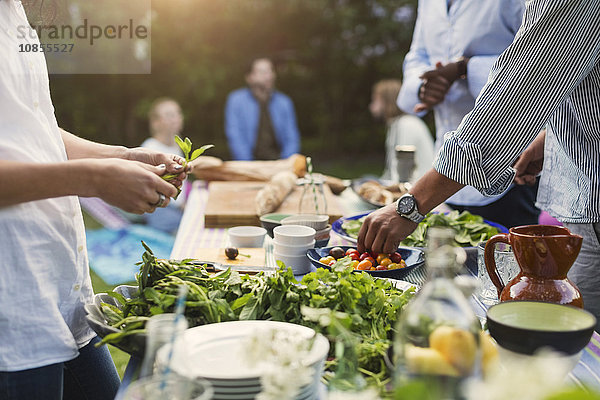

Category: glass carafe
[298, 173, 328, 215]
[393, 228, 481, 399]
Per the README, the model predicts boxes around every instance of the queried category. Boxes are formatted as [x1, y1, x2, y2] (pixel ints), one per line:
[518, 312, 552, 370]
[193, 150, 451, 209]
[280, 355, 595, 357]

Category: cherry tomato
[379, 257, 392, 268]
[390, 252, 403, 264]
[348, 252, 360, 261]
[370, 266, 376, 271]
[376, 254, 388, 264]
[357, 260, 372, 270]
[346, 248, 359, 256]
[350, 260, 359, 269]
[359, 253, 371, 261]
[376, 265, 388, 271]
[388, 263, 399, 270]
[364, 256, 376, 266]
[319, 256, 335, 264]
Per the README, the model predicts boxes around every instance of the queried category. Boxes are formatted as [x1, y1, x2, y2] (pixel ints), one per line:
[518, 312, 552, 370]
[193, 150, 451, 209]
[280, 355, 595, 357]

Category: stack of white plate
[156, 320, 329, 400]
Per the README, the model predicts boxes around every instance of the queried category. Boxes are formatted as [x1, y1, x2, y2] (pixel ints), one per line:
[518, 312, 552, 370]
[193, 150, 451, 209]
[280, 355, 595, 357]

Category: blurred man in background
[225, 57, 301, 161]
[396, 0, 540, 228]
[141, 97, 185, 233]
[370, 79, 434, 183]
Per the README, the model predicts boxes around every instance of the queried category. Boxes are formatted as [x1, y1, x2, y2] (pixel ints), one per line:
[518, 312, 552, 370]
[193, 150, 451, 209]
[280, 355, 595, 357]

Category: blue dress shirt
[225, 87, 301, 160]
[397, 0, 525, 206]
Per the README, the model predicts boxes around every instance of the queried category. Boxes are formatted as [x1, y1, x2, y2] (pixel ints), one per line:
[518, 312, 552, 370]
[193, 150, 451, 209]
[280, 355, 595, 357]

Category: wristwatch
[396, 194, 425, 224]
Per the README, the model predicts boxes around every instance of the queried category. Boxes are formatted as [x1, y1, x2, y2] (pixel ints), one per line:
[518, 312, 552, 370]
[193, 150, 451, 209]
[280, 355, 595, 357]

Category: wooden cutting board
[190, 247, 266, 268]
[204, 181, 343, 228]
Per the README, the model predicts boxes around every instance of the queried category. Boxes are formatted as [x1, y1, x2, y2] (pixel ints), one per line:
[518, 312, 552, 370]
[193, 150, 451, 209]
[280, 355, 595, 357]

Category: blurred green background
[46, 0, 432, 177]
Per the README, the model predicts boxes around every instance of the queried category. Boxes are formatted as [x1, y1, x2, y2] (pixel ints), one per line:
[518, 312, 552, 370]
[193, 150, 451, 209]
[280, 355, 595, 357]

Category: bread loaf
[255, 171, 297, 215]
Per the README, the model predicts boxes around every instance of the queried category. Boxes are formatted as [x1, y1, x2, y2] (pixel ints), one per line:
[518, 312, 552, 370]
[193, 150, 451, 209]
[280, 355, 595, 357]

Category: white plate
[157, 320, 329, 381]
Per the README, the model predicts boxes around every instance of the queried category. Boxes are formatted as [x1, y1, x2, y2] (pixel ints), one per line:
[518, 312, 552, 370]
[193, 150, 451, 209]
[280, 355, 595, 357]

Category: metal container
[395, 145, 416, 183]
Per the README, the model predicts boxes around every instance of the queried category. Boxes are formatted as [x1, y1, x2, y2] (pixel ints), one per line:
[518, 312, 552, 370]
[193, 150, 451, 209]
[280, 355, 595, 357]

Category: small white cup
[273, 225, 316, 246]
[273, 251, 311, 275]
[228, 226, 267, 248]
[273, 239, 315, 256]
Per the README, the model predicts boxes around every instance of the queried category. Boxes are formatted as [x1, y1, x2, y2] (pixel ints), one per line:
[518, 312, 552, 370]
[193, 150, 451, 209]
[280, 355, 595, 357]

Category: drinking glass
[476, 241, 520, 307]
[123, 375, 212, 400]
[140, 313, 188, 378]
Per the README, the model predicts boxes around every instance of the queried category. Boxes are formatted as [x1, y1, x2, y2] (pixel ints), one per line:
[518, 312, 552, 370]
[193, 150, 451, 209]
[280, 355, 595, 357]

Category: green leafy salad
[97, 244, 415, 388]
[341, 210, 500, 247]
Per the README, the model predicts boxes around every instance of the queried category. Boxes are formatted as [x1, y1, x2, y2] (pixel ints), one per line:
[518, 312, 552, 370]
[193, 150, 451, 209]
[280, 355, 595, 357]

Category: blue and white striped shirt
[434, 0, 600, 223]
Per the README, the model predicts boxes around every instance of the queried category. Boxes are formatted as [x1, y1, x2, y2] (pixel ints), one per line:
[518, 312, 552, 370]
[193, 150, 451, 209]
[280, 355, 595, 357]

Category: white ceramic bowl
[273, 251, 311, 275]
[273, 225, 316, 246]
[281, 214, 329, 231]
[227, 226, 267, 248]
[273, 239, 315, 256]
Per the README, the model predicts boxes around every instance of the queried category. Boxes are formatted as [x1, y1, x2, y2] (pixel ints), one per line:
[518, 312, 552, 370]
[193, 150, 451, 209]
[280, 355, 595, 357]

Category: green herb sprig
[161, 136, 214, 198]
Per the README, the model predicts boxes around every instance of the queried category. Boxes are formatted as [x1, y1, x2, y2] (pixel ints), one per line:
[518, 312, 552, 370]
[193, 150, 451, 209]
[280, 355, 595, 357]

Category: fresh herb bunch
[342, 211, 499, 248]
[97, 243, 414, 388]
[161, 136, 213, 198]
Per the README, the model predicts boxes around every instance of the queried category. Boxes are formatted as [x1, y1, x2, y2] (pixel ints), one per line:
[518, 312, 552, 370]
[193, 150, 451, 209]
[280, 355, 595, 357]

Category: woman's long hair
[372, 79, 404, 121]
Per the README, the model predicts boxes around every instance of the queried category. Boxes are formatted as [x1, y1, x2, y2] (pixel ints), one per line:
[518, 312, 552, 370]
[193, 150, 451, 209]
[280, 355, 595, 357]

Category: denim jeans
[0, 336, 120, 400]
[565, 222, 600, 332]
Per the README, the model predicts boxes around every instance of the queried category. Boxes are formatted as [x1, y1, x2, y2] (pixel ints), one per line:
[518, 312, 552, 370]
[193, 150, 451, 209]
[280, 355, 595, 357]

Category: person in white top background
[0, 1, 188, 399]
[141, 98, 186, 234]
[369, 79, 434, 183]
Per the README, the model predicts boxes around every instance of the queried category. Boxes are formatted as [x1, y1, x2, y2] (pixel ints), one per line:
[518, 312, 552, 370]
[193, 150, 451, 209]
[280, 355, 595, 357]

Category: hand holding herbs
[95, 243, 414, 392]
[161, 136, 213, 198]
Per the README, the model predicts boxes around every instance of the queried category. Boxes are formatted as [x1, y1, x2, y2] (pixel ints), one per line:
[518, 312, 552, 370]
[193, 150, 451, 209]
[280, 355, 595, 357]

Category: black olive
[329, 247, 345, 260]
[225, 247, 239, 260]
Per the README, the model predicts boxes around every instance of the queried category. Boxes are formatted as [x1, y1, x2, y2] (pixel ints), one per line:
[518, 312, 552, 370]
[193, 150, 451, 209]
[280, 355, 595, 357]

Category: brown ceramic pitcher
[484, 225, 583, 308]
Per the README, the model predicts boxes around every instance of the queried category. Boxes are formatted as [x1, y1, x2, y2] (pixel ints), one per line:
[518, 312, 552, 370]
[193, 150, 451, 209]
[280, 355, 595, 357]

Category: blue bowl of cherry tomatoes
[306, 245, 425, 280]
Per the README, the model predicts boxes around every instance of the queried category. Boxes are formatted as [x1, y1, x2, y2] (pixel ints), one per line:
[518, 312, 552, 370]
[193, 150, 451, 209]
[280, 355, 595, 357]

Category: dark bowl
[487, 301, 596, 356]
[307, 245, 424, 280]
[260, 213, 292, 238]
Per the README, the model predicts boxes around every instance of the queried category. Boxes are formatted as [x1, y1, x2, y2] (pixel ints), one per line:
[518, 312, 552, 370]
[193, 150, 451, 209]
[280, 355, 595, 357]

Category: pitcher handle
[484, 234, 509, 299]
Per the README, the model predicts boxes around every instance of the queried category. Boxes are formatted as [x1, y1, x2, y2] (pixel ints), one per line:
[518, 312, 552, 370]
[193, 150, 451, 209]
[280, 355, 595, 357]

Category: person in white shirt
[141, 98, 186, 233]
[369, 79, 435, 183]
[0, 1, 188, 398]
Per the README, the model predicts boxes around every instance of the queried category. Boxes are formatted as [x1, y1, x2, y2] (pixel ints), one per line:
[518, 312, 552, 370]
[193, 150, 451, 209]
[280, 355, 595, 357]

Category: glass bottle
[393, 228, 481, 399]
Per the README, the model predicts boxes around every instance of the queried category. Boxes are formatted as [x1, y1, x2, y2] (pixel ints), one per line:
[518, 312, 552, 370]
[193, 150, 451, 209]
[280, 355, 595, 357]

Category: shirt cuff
[433, 134, 515, 197]
[397, 75, 427, 117]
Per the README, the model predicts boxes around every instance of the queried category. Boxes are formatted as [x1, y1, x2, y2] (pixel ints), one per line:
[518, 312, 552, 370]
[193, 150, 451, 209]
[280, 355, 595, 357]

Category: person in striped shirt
[358, 0, 600, 328]
[397, 0, 541, 229]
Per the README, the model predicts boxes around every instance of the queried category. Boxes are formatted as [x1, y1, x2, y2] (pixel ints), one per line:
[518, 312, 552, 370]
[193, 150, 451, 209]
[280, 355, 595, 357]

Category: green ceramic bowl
[259, 213, 292, 238]
[487, 301, 596, 355]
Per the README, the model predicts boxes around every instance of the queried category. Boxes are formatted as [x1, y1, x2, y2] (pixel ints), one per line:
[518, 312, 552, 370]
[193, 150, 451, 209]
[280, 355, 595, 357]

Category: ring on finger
[153, 193, 166, 207]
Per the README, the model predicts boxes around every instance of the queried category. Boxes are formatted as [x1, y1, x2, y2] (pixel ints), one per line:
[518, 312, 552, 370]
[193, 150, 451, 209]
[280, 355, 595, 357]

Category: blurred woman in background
[369, 79, 435, 183]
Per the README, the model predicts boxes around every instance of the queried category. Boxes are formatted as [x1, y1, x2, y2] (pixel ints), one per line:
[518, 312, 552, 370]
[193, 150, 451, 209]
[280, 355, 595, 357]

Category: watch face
[397, 196, 415, 215]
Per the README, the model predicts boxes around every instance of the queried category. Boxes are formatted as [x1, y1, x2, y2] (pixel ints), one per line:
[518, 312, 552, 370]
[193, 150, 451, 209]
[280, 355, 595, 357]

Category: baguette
[255, 171, 297, 215]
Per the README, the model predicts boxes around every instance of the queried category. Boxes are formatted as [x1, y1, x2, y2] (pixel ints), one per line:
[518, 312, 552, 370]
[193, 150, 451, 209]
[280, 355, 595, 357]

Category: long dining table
[113, 180, 600, 399]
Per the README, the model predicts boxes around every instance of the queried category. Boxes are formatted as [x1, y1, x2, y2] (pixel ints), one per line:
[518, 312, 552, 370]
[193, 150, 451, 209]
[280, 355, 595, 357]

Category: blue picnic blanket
[85, 225, 175, 284]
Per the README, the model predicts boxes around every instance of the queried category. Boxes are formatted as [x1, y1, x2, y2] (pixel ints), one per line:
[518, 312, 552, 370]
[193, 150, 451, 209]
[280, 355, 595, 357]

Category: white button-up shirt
[0, 0, 95, 371]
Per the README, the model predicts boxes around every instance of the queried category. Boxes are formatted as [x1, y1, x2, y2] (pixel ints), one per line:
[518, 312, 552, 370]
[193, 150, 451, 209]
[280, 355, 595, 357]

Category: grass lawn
[90, 268, 135, 379]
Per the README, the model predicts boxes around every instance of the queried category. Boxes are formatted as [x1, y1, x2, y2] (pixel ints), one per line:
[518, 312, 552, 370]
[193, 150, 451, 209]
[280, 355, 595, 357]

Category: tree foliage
[49, 0, 420, 171]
